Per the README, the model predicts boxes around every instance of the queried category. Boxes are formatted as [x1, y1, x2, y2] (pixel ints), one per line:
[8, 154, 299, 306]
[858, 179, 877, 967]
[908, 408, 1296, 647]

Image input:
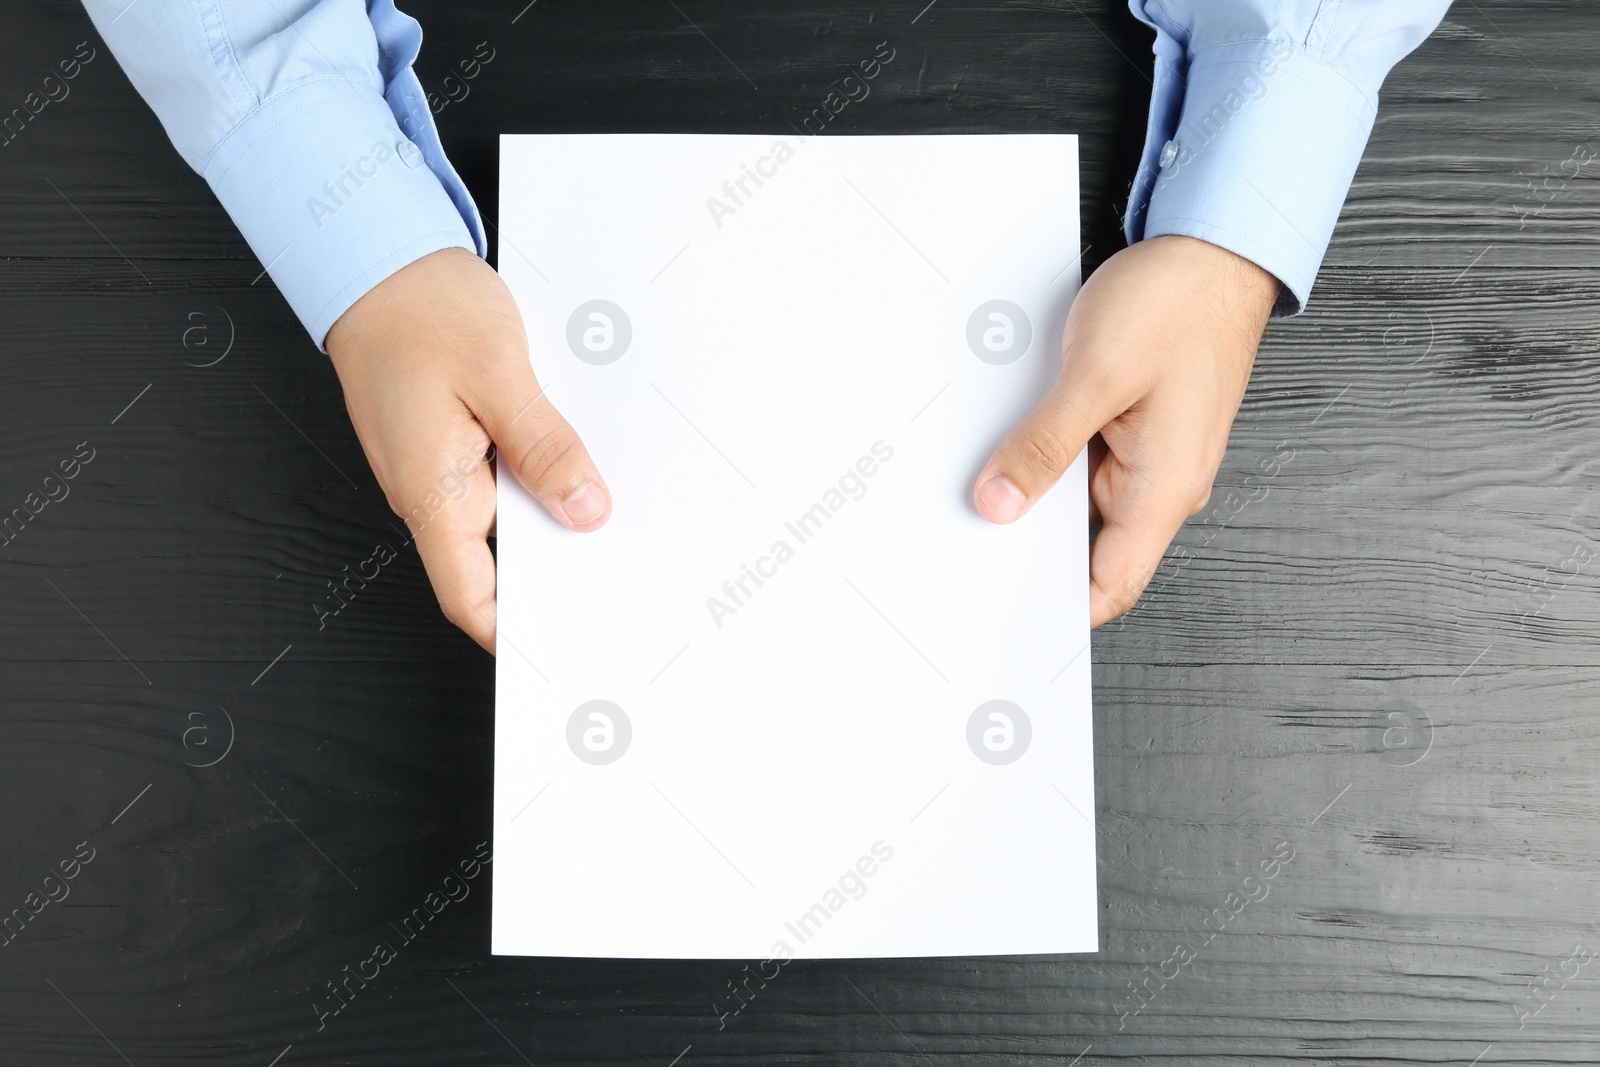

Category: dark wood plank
[6, 1, 1600, 1065]
[3, 660, 1598, 1065]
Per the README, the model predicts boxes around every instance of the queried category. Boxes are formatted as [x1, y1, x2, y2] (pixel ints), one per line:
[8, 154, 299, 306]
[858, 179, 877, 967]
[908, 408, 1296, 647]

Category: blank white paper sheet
[493, 133, 1095, 959]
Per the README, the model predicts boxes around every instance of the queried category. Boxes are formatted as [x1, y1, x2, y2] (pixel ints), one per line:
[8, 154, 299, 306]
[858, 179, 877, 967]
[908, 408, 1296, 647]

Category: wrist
[1145, 234, 1279, 338]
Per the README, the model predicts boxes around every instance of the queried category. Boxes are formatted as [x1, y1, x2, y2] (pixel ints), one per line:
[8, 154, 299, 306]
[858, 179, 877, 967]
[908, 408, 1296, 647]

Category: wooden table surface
[3, 1, 1597, 1063]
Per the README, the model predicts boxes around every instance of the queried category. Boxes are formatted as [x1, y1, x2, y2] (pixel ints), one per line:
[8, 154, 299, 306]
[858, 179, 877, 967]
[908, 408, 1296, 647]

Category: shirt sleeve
[1123, 0, 1451, 316]
[81, 0, 487, 349]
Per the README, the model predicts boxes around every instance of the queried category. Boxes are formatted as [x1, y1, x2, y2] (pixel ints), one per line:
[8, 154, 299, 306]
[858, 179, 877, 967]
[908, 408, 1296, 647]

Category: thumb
[469, 362, 612, 532]
[973, 356, 1134, 524]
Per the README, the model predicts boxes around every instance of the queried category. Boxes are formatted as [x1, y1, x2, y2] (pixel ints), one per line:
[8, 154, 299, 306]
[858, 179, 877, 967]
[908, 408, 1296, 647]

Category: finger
[402, 451, 501, 652]
[467, 360, 611, 532]
[973, 354, 1137, 524]
[1084, 452, 1198, 627]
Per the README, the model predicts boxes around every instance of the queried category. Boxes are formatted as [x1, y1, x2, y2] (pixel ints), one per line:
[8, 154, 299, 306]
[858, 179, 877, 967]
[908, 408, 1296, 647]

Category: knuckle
[514, 428, 582, 491]
[1015, 425, 1074, 478]
[1188, 485, 1213, 516]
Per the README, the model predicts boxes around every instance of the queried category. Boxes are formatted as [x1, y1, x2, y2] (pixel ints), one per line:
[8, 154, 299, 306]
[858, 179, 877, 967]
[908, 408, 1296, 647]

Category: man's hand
[326, 247, 611, 653]
[972, 235, 1278, 627]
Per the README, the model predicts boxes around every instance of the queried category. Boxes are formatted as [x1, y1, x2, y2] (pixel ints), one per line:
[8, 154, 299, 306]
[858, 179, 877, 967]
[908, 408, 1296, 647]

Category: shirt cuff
[203, 76, 479, 349]
[1125, 40, 1379, 316]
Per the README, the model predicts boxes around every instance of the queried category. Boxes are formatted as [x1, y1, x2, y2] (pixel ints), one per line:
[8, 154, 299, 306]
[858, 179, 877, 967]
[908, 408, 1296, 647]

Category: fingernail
[978, 473, 1027, 523]
[561, 481, 609, 527]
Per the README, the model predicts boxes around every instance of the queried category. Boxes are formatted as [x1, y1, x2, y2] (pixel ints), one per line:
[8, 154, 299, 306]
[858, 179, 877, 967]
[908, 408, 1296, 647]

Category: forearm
[1124, 0, 1452, 315]
[81, 0, 485, 348]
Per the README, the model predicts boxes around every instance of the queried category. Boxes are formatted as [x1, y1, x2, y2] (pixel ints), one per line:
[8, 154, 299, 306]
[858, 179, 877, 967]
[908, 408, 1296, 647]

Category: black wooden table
[3, 2, 1597, 1063]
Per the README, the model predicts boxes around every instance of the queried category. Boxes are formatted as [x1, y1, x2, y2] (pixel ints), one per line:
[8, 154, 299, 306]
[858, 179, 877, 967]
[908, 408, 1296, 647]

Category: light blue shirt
[84, 0, 1449, 345]
[1125, 0, 1451, 314]
[81, 0, 484, 349]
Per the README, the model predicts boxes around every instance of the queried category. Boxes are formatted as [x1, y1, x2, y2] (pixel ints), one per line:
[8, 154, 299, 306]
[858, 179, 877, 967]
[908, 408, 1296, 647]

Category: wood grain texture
[4, 1, 1600, 1065]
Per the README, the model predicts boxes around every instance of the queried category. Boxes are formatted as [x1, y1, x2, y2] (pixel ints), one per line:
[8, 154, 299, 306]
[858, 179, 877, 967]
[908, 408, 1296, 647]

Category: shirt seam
[203, 76, 389, 183]
[196, 0, 257, 115]
[1307, 0, 1342, 53]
